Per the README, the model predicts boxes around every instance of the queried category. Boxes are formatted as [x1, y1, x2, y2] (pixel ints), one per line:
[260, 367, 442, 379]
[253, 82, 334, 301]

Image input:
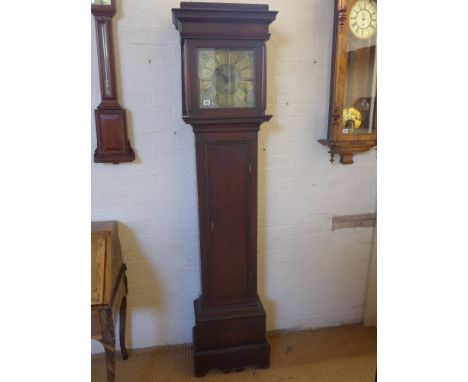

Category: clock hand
[215, 68, 229, 83]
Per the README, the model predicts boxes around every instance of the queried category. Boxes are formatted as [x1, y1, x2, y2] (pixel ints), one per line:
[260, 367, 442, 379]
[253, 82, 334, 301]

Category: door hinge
[210, 221, 215, 232]
[249, 272, 252, 280]
[248, 164, 252, 173]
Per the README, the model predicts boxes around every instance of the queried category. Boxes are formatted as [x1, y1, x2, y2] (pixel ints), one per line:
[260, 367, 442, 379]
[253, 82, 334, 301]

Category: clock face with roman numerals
[349, 0, 377, 40]
[197, 48, 255, 109]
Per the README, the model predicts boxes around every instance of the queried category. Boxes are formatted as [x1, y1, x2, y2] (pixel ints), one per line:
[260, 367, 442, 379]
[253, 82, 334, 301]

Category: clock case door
[320, 0, 377, 164]
[195, 128, 259, 310]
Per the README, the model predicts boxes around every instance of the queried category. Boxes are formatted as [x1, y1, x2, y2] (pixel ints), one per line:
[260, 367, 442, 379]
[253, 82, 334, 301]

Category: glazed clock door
[341, 0, 377, 138]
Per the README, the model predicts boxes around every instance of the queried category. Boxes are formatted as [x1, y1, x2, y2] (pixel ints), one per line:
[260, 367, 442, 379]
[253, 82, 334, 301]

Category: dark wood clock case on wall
[92, 2, 135, 164]
[172, 2, 277, 377]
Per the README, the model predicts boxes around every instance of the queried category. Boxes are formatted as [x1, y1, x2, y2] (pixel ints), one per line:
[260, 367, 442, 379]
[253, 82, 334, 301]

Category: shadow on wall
[92, 223, 165, 354]
[257, 22, 282, 332]
[118, 223, 165, 350]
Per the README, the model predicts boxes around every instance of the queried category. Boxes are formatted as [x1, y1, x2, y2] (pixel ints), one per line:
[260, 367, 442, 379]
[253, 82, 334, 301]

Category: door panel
[205, 142, 250, 301]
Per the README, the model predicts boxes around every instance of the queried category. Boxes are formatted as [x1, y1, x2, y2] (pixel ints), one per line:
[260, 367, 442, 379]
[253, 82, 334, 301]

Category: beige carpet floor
[92, 324, 376, 381]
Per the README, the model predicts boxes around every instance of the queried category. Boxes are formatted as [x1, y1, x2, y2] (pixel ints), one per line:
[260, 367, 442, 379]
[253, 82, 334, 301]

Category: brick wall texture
[92, 0, 377, 352]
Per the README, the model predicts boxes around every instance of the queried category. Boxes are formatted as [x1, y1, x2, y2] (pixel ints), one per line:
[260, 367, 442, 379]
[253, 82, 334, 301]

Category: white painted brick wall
[92, 0, 376, 353]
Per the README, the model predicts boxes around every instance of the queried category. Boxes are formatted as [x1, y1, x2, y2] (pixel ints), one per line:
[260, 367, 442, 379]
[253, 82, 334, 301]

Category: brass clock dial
[197, 48, 255, 108]
[349, 0, 377, 40]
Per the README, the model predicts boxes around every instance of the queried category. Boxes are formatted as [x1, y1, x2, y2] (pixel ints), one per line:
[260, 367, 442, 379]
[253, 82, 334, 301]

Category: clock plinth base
[94, 107, 135, 164]
[193, 341, 270, 377]
[94, 145, 135, 164]
[192, 296, 270, 377]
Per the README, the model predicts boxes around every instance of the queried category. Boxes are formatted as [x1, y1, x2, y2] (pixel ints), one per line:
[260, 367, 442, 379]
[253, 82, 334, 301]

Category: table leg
[101, 308, 116, 382]
[104, 347, 115, 382]
[119, 295, 129, 360]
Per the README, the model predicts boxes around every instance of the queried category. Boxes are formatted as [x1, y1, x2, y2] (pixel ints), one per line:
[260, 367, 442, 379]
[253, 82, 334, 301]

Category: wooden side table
[91, 221, 129, 382]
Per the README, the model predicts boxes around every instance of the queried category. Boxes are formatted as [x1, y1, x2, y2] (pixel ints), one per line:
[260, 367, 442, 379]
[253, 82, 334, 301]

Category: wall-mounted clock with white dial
[349, 0, 377, 40]
[319, 0, 377, 164]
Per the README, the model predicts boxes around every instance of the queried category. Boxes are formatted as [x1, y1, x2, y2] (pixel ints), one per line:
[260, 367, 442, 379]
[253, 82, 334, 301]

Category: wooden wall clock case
[172, 2, 277, 377]
[92, 1, 135, 163]
[319, 0, 377, 164]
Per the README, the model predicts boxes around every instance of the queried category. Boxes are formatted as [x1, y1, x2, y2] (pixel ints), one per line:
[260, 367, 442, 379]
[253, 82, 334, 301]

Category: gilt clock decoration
[319, 0, 377, 164]
[172, 2, 277, 377]
[92, 0, 135, 163]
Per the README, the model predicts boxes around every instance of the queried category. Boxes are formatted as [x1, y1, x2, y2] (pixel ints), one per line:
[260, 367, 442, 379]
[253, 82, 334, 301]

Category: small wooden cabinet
[172, 2, 277, 376]
[91, 221, 128, 382]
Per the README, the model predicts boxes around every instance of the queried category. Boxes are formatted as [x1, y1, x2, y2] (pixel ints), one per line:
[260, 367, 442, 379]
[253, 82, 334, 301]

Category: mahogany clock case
[190, 120, 270, 377]
[172, 2, 277, 377]
[92, 2, 135, 164]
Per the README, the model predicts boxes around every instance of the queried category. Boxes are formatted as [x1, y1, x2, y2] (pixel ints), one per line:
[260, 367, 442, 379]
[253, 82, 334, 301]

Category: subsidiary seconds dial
[349, 0, 377, 40]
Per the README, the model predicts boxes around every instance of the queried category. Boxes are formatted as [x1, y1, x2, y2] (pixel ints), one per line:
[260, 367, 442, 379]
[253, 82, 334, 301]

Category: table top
[92, 220, 118, 233]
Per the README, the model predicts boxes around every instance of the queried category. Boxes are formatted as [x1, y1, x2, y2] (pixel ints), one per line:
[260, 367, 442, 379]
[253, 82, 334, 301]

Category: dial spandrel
[197, 48, 255, 109]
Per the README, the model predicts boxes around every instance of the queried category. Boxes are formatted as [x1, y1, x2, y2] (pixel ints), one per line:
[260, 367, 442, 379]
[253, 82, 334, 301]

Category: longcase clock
[172, 2, 277, 377]
[319, 0, 377, 164]
[92, 0, 135, 163]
